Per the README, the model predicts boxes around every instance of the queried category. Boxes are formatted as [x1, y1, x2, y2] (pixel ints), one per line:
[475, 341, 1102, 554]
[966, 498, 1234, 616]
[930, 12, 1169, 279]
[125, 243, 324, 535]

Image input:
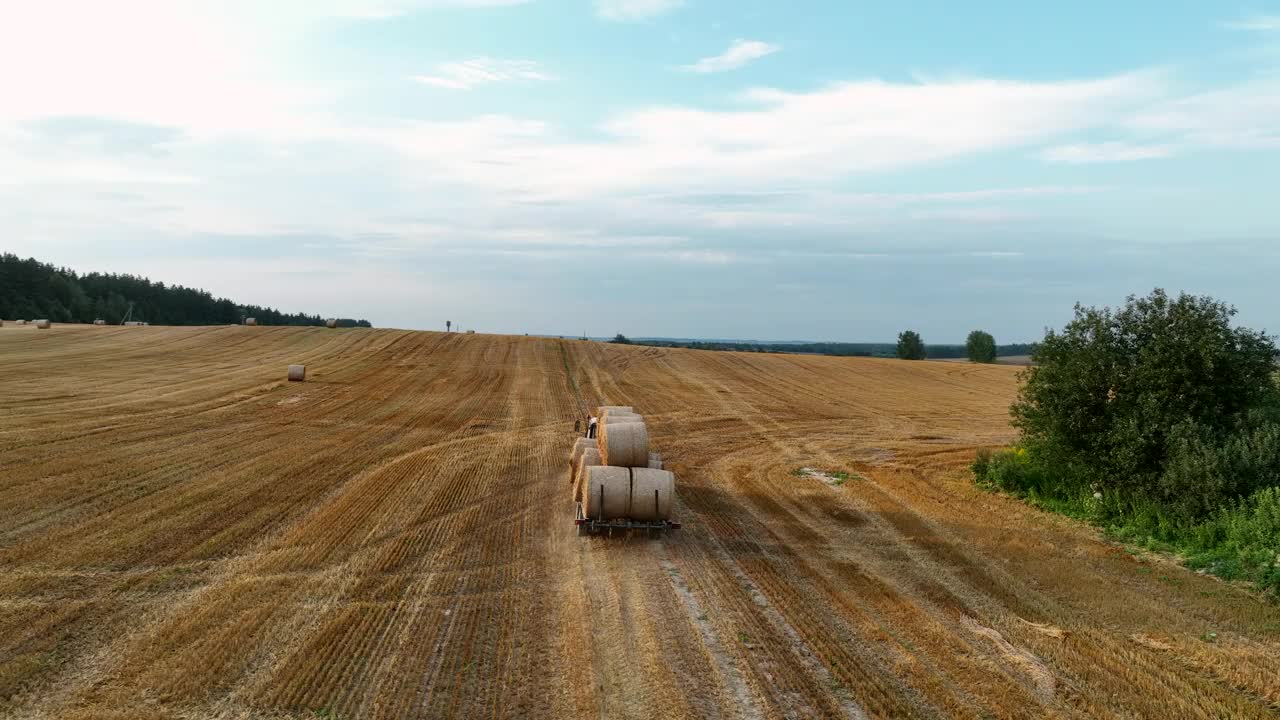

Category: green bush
[1160, 415, 1280, 520]
[974, 289, 1280, 597]
[972, 447, 1046, 495]
[1184, 487, 1280, 596]
[1012, 289, 1279, 515]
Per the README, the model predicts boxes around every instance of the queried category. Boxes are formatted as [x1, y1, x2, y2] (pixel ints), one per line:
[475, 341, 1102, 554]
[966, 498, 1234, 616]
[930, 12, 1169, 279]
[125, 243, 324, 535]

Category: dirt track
[1, 325, 1277, 719]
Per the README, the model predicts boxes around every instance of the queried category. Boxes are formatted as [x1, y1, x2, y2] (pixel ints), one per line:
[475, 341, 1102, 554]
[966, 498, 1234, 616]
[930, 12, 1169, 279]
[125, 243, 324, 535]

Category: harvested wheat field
[1, 324, 1278, 720]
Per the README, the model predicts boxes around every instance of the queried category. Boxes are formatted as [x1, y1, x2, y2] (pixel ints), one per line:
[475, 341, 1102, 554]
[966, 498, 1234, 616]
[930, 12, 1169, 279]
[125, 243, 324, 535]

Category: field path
[1, 325, 1277, 719]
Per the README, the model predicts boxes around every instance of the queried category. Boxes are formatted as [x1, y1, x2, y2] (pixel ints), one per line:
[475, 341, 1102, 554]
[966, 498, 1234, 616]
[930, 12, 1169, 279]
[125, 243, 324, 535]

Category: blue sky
[1, 1, 1278, 341]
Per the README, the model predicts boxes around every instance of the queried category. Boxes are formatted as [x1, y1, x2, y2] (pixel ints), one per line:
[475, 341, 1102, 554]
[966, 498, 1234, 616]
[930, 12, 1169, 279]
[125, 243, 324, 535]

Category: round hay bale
[14, 320, 24, 326]
[287, 364, 306, 382]
[597, 405, 632, 415]
[574, 447, 602, 501]
[583, 465, 630, 520]
[93, 319, 105, 326]
[647, 453, 663, 470]
[34, 319, 51, 329]
[628, 468, 675, 521]
[325, 318, 338, 329]
[245, 318, 257, 326]
[602, 412, 641, 425]
[569, 437, 594, 478]
[571, 436, 594, 462]
[597, 420, 648, 468]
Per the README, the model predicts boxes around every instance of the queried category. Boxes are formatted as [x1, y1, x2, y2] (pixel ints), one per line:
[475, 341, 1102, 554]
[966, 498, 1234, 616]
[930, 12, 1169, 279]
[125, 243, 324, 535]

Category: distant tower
[446, 320, 452, 333]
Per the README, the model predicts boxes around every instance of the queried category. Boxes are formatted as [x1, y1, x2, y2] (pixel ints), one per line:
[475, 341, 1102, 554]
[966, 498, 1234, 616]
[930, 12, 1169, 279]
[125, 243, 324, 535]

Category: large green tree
[896, 330, 926, 360]
[966, 330, 997, 363]
[1012, 289, 1279, 511]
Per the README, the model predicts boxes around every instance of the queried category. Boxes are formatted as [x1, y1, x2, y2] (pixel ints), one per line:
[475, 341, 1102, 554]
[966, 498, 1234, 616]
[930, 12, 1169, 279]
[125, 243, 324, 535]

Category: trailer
[575, 501, 680, 537]
[571, 406, 681, 536]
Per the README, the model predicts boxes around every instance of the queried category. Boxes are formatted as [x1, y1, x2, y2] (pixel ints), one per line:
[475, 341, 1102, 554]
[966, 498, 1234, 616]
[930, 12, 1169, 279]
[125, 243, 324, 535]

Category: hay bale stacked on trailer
[570, 404, 679, 534]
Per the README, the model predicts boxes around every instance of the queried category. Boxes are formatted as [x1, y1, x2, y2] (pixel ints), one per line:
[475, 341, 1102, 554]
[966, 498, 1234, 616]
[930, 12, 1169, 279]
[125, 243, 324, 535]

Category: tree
[966, 330, 997, 363]
[611, 333, 632, 345]
[896, 330, 926, 360]
[1012, 289, 1279, 513]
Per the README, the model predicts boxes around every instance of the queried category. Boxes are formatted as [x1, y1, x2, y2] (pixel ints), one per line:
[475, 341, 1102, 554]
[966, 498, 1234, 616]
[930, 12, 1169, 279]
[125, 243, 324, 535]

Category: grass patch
[973, 449, 1280, 599]
[791, 467, 860, 486]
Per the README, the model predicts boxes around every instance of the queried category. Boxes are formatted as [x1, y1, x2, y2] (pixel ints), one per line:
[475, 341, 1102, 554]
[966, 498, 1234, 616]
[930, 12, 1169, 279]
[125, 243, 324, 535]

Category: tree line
[896, 330, 1030, 362]
[623, 334, 1032, 359]
[0, 254, 372, 327]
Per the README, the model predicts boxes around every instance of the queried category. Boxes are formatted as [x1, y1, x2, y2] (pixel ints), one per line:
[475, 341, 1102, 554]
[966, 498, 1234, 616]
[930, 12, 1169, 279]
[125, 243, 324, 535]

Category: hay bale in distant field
[287, 364, 306, 382]
[13, 320, 23, 326]
[34, 319, 50, 329]
[466, 330, 475, 334]
[647, 453, 663, 470]
[628, 468, 675, 521]
[574, 448, 602, 502]
[93, 319, 105, 326]
[245, 318, 257, 326]
[598, 420, 648, 467]
[325, 318, 338, 329]
[123, 321, 144, 327]
[583, 465, 630, 520]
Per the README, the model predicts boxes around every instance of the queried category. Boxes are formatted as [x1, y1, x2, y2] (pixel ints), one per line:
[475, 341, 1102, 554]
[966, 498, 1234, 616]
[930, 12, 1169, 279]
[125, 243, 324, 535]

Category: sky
[1, 1, 1278, 342]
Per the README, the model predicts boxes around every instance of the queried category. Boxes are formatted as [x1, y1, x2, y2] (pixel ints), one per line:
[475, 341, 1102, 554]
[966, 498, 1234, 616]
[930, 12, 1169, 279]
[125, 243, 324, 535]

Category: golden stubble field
[1, 324, 1277, 719]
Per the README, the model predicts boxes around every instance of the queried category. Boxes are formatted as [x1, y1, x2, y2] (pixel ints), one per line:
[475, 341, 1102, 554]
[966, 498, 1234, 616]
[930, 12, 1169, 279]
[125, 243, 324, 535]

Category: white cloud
[272, 0, 532, 20]
[665, 250, 736, 264]
[595, 0, 681, 22]
[1126, 79, 1280, 149]
[421, 72, 1163, 199]
[680, 40, 781, 73]
[412, 58, 552, 90]
[1222, 15, 1280, 31]
[0, 2, 324, 136]
[1040, 141, 1176, 164]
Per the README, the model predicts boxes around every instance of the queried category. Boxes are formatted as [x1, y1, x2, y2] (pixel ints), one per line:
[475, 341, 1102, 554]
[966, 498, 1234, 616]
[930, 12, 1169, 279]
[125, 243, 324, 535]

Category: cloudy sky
[2, 1, 1278, 341]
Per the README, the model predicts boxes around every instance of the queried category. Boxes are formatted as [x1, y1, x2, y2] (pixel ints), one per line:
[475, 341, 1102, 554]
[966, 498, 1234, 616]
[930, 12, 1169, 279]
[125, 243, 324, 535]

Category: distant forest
[632, 338, 1035, 359]
[0, 254, 372, 327]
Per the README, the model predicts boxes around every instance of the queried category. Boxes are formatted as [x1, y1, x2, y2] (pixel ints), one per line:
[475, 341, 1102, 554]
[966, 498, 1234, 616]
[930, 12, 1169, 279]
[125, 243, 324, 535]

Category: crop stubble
[0, 324, 1277, 719]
